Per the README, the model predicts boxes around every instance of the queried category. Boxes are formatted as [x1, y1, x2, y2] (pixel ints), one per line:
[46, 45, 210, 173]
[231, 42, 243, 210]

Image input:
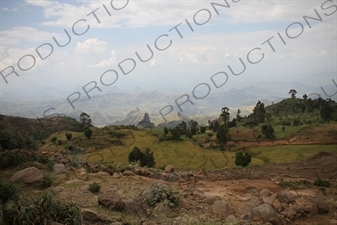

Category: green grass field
[78, 128, 337, 170]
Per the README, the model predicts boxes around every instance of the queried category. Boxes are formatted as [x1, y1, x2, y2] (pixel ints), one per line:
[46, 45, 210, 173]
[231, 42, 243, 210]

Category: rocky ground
[6, 151, 337, 225]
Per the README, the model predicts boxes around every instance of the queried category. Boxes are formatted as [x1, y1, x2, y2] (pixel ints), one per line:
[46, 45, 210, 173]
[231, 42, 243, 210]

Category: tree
[65, 133, 72, 141]
[51, 137, 57, 143]
[320, 101, 333, 121]
[252, 101, 266, 123]
[235, 152, 251, 167]
[80, 112, 92, 130]
[163, 127, 169, 135]
[236, 109, 242, 122]
[289, 89, 297, 99]
[128, 146, 143, 162]
[219, 107, 230, 124]
[188, 120, 199, 135]
[84, 129, 92, 139]
[199, 126, 206, 134]
[303, 94, 307, 101]
[216, 124, 230, 150]
[140, 148, 156, 168]
[261, 124, 275, 140]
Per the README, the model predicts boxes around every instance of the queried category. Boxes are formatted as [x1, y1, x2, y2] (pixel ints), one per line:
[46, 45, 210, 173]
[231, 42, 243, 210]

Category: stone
[10, 167, 43, 187]
[193, 191, 207, 200]
[203, 197, 216, 205]
[330, 219, 337, 225]
[251, 203, 281, 225]
[165, 165, 175, 173]
[112, 172, 120, 178]
[245, 186, 259, 196]
[272, 199, 283, 212]
[74, 168, 88, 181]
[81, 209, 100, 221]
[260, 189, 272, 198]
[211, 200, 231, 219]
[122, 170, 135, 176]
[312, 197, 329, 214]
[53, 164, 67, 175]
[278, 191, 295, 205]
[157, 204, 178, 218]
[98, 189, 125, 211]
[88, 171, 110, 179]
[262, 193, 278, 206]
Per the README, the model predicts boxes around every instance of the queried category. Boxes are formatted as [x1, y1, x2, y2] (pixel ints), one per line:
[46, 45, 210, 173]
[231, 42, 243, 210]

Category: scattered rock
[193, 191, 207, 200]
[10, 167, 43, 187]
[165, 165, 174, 173]
[122, 170, 135, 176]
[251, 203, 281, 225]
[245, 186, 259, 196]
[53, 164, 67, 175]
[203, 197, 216, 205]
[74, 168, 88, 181]
[98, 189, 125, 211]
[277, 191, 295, 205]
[81, 208, 100, 221]
[112, 172, 120, 178]
[211, 200, 231, 219]
[312, 197, 329, 214]
[156, 204, 178, 218]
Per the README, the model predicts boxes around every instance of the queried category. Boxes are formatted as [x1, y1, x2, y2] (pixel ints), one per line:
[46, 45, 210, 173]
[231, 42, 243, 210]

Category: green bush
[0, 181, 18, 204]
[51, 137, 57, 143]
[43, 174, 53, 188]
[128, 146, 143, 163]
[0, 192, 82, 225]
[144, 183, 180, 208]
[314, 178, 330, 187]
[88, 182, 101, 193]
[0, 151, 24, 169]
[235, 152, 251, 167]
[84, 129, 92, 139]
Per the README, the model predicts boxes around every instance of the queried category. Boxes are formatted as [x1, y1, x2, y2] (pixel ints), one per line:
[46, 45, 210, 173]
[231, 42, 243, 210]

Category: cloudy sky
[0, 0, 336, 102]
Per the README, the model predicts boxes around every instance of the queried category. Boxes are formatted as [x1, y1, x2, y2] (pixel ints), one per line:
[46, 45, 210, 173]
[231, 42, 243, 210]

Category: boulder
[156, 204, 178, 218]
[312, 197, 329, 214]
[10, 167, 43, 187]
[98, 189, 125, 211]
[81, 209, 100, 221]
[53, 164, 67, 175]
[278, 191, 295, 205]
[251, 203, 281, 225]
[211, 200, 231, 219]
[165, 165, 174, 173]
[122, 170, 135, 176]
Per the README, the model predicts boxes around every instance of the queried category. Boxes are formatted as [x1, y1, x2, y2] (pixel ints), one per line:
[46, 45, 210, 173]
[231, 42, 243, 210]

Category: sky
[0, 0, 336, 104]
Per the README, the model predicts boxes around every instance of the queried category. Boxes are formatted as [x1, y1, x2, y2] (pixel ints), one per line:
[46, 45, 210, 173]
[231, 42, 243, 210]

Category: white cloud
[0, 27, 61, 45]
[75, 38, 108, 54]
[1, 7, 9, 11]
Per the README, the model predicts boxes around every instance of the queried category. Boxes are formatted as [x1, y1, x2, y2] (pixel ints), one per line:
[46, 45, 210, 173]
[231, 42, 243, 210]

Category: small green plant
[0, 151, 24, 169]
[57, 140, 63, 145]
[0, 181, 19, 203]
[46, 160, 56, 171]
[144, 183, 180, 208]
[279, 180, 298, 188]
[43, 174, 53, 188]
[65, 133, 72, 141]
[88, 182, 101, 193]
[314, 178, 331, 187]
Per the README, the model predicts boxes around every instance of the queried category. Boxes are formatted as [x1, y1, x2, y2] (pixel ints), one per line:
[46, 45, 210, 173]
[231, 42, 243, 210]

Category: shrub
[84, 129, 92, 139]
[65, 133, 72, 141]
[128, 146, 143, 162]
[144, 183, 180, 208]
[68, 145, 74, 151]
[0, 151, 24, 169]
[0, 181, 18, 203]
[46, 160, 56, 171]
[51, 137, 57, 143]
[88, 182, 101, 193]
[43, 174, 53, 188]
[314, 178, 330, 187]
[140, 148, 155, 168]
[57, 140, 62, 145]
[235, 152, 251, 167]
